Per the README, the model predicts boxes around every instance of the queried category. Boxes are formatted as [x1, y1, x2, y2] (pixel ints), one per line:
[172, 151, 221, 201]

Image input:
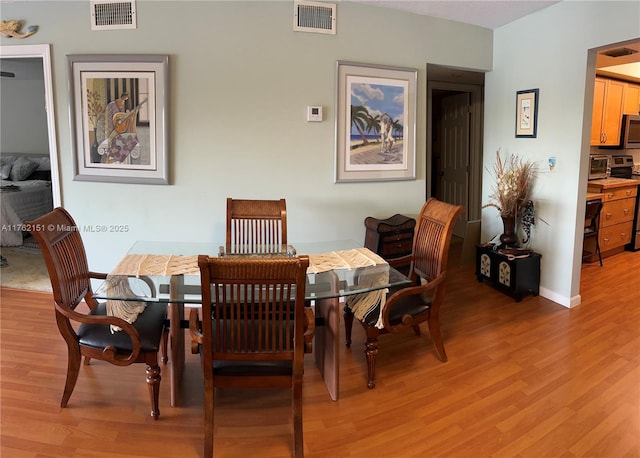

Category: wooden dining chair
[226, 198, 287, 254]
[27, 207, 168, 419]
[344, 198, 464, 388]
[189, 254, 310, 458]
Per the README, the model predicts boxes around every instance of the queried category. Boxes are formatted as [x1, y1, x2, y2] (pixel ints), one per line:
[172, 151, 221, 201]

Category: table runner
[106, 248, 390, 330]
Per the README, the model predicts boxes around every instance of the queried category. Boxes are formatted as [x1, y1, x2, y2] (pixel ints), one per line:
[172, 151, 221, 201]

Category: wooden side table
[364, 214, 416, 276]
[475, 245, 541, 302]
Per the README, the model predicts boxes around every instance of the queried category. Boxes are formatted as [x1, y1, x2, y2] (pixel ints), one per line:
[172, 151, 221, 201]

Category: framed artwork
[335, 61, 417, 183]
[515, 88, 539, 138]
[67, 54, 169, 184]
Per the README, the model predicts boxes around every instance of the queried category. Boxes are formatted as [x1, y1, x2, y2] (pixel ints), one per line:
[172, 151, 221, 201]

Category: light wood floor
[1, 247, 639, 457]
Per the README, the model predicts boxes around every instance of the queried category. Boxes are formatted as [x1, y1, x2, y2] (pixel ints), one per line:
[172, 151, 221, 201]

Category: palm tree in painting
[351, 105, 371, 146]
[366, 112, 381, 139]
[391, 118, 403, 139]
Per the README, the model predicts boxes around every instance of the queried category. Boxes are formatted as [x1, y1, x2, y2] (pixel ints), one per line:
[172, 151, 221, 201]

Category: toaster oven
[589, 154, 610, 180]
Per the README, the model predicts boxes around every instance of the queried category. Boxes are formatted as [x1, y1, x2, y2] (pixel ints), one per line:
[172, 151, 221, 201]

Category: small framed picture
[515, 88, 539, 138]
[67, 54, 169, 184]
[335, 61, 417, 182]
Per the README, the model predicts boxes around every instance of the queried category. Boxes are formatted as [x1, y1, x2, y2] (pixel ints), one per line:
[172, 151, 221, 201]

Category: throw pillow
[36, 156, 51, 171]
[9, 156, 39, 181]
[0, 155, 15, 167]
[1, 163, 12, 180]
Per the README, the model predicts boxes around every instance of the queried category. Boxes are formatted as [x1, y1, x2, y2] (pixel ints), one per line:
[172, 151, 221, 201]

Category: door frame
[426, 77, 484, 223]
[0, 44, 61, 207]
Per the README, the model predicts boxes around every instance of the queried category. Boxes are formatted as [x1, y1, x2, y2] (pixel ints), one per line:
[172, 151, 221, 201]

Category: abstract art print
[68, 54, 169, 184]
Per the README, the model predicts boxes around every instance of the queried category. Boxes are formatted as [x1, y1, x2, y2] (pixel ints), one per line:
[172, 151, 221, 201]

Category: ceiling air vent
[91, 0, 137, 31]
[603, 47, 638, 58]
[294, 0, 336, 35]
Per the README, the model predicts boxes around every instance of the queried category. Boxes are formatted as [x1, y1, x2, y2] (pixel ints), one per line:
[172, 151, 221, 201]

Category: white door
[439, 92, 469, 237]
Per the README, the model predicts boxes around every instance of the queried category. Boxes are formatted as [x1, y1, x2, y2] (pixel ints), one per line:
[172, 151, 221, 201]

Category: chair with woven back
[27, 207, 168, 419]
[344, 198, 464, 389]
[226, 198, 287, 254]
[189, 254, 310, 458]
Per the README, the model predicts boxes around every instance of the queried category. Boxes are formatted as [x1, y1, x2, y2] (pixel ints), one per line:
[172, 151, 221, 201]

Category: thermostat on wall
[307, 105, 323, 122]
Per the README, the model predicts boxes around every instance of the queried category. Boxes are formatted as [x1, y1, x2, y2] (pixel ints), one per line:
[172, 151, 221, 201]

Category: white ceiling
[345, 1, 639, 81]
[346, 0, 560, 29]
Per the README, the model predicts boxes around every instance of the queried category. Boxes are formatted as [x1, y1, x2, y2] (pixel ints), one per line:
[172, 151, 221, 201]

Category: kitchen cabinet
[591, 77, 625, 146]
[623, 82, 640, 115]
[587, 178, 639, 257]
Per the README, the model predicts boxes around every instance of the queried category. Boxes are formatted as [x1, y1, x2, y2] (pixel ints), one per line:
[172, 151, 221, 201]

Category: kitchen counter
[586, 192, 604, 201]
[587, 177, 640, 190]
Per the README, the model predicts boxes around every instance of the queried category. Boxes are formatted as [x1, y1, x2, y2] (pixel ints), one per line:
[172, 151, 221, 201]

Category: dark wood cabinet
[364, 214, 415, 276]
[475, 245, 541, 302]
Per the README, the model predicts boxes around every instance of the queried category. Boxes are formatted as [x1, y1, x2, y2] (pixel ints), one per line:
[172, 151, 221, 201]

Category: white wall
[0, 59, 49, 154]
[0, 1, 492, 273]
[485, 1, 640, 306]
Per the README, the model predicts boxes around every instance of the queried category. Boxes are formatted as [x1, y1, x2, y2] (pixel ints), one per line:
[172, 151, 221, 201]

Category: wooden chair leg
[427, 318, 448, 362]
[161, 328, 169, 364]
[292, 379, 303, 458]
[61, 345, 82, 408]
[343, 306, 354, 348]
[146, 361, 161, 420]
[364, 327, 379, 389]
[204, 379, 214, 458]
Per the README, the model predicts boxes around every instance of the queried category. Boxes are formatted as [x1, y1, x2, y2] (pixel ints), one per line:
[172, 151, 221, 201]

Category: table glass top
[93, 240, 411, 304]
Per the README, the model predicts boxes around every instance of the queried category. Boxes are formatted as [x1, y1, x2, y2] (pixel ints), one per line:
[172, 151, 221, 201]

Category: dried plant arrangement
[483, 149, 535, 218]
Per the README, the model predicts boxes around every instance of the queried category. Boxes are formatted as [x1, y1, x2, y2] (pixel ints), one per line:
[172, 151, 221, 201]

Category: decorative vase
[500, 215, 518, 247]
[90, 127, 100, 163]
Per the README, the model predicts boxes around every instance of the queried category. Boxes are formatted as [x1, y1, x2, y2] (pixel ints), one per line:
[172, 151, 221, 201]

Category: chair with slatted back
[226, 198, 287, 254]
[27, 207, 168, 419]
[582, 199, 603, 267]
[344, 198, 464, 389]
[189, 254, 310, 458]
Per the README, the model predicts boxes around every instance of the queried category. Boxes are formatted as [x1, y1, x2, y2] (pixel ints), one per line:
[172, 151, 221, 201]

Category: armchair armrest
[382, 272, 447, 332]
[189, 308, 203, 355]
[54, 301, 142, 366]
[303, 307, 315, 353]
[89, 271, 107, 280]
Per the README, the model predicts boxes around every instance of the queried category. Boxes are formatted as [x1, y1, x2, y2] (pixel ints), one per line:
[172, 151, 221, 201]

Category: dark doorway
[427, 64, 485, 238]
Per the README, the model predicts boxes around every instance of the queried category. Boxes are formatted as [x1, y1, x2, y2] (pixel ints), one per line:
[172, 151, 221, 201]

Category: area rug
[0, 238, 52, 291]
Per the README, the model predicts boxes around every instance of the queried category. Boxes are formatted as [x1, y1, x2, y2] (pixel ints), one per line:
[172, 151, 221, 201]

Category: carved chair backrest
[226, 198, 287, 254]
[411, 198, 464, 283]
[198, 255, 309, 366]
[27, 207, 94, 314]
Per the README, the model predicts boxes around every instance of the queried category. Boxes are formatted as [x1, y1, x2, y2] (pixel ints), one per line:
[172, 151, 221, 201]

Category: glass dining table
[94, 240, 411, 403]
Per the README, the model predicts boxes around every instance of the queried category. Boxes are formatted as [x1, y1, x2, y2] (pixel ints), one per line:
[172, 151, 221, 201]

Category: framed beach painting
[334, 61, 417, 183]
[68, 54, 169, 184]
[515, 88, 539, 138]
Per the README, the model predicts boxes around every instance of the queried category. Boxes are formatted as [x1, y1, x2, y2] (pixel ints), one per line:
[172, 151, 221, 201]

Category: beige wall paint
[0, 1, 492, 273]
[485, 1, 640, 306]
[3, 1, 638, 305]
